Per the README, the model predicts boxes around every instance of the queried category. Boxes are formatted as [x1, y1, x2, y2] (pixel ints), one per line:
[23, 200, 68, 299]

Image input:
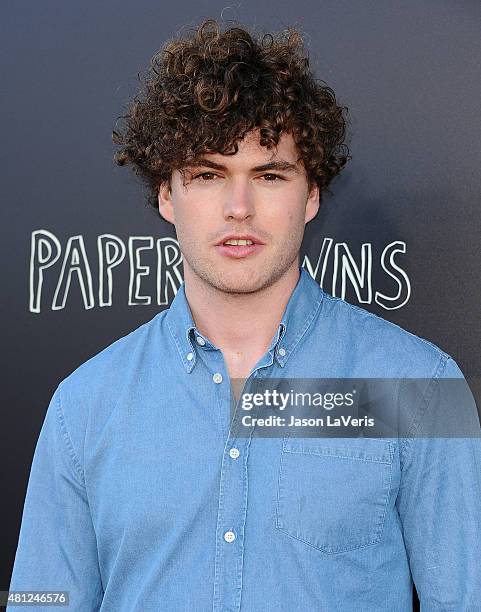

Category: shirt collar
[165, 266, 324, 373]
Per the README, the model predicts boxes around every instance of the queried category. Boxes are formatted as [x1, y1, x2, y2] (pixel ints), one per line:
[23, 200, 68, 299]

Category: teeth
[224, 239, 253, 246]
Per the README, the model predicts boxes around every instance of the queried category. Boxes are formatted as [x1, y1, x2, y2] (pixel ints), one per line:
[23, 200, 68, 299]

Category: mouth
[215, 236, 265, 259]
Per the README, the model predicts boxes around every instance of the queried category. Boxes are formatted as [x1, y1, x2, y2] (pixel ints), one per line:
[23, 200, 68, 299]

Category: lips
[214, 234, 265, 259]
[216, 234, 265, 246]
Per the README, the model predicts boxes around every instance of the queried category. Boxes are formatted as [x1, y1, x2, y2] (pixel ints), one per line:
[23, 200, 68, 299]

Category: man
[8, 19, 481, 612]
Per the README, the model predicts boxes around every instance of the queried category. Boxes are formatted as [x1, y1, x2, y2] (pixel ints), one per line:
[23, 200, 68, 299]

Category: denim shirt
[8, 267, 481, 611]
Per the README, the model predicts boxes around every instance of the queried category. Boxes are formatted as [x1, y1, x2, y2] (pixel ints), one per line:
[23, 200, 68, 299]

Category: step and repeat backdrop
[2, 0, 480, 605]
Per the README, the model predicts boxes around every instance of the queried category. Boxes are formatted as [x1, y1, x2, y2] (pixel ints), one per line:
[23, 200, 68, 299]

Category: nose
[223, 179, 255, 222]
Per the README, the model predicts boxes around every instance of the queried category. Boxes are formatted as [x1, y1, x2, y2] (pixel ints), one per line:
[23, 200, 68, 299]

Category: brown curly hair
[112, 19, 351, 210]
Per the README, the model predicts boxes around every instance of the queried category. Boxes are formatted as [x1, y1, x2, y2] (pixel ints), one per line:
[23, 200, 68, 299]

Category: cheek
[276, 203, 305, 228]
[174, 202, 213, 243]
[272, 188, 306, 221]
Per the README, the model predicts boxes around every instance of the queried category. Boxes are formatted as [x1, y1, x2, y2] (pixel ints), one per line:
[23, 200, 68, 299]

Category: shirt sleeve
[395, 355, 481, 611]
[7, 385, 103, 611]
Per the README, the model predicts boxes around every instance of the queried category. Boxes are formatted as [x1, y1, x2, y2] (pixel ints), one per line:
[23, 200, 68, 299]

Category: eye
[193, 172, 218, 181]
[261, 173, 284, 182]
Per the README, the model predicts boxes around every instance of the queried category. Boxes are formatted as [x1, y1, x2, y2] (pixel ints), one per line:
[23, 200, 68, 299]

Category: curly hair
[112, 19, 351, 210]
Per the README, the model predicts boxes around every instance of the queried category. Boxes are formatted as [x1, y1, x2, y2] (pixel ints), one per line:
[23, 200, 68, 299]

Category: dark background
[2, 1, 480, 608]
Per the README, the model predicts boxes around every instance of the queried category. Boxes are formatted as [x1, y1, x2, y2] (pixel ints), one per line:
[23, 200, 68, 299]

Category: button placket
[212, 422, 253, 612]
[212, 361, 274, 612]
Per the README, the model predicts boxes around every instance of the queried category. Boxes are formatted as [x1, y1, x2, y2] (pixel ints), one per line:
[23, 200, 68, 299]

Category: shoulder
[319, 291, 453, 378]
[54, 310, 168, 454]
[60, 310, 167, 396]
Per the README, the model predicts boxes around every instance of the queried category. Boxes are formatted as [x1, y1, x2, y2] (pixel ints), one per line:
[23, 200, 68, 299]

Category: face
[158, 129, 319, 294]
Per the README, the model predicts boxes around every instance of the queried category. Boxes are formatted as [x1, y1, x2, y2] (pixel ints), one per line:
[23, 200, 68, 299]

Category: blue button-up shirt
[8, 267, 481, 611]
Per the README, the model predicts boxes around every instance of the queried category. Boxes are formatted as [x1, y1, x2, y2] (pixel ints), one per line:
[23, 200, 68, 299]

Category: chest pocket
[276, 436, 394, 554]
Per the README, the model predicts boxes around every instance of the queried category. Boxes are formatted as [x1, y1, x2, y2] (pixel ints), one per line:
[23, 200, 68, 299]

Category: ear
[158, 180, 175, 224]
[304, 182, 320, 224]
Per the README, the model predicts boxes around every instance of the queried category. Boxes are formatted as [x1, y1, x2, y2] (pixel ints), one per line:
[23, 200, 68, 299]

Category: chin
[213, 273, 264, 294]
[187, 254, 294, 294]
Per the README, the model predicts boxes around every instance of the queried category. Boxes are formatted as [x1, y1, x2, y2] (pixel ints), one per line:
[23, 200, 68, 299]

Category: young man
[8, 19, 481, 612]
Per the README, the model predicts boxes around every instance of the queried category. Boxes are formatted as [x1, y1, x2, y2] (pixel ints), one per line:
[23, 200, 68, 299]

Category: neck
[183, 264, 300, 357]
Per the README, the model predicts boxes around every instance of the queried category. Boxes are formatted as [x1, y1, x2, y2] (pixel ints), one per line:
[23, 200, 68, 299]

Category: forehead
[197, 130, 301, 166]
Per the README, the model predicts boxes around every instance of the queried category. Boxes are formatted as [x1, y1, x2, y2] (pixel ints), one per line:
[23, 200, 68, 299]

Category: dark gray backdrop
[2, 0, 480, 604]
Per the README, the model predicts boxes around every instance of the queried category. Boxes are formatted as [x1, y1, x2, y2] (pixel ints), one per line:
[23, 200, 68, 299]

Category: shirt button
[224, 530, 236, 543]
[186, 352, 194, 361]
[229, 448, 240, 459]
[196, 336, 206, 346]
[278, 347, 286, 357]
[213, 373, 223, 384]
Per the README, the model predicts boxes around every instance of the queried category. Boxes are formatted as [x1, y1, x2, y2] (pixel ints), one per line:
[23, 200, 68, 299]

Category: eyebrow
[183, 157, 301, 174]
